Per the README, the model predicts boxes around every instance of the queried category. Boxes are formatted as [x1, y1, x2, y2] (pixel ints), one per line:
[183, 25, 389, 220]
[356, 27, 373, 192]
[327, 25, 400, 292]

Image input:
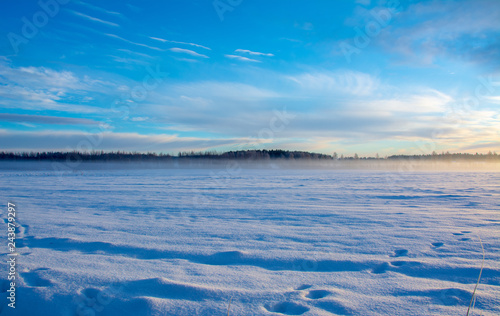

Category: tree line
[0, 150, 332, 161]
[0, 150, 498, 162]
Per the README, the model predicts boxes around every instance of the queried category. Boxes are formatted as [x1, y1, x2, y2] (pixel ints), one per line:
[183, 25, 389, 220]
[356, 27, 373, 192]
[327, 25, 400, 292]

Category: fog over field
[1, 159, 498, 172]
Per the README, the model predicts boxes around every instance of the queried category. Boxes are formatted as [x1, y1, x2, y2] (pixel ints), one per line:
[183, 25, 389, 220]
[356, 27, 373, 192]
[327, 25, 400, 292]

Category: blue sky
[0, 0, 499, 156]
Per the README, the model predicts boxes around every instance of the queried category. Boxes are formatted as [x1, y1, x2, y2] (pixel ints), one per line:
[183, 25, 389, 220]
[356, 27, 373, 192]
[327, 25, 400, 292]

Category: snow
[0, 162, 499, 315]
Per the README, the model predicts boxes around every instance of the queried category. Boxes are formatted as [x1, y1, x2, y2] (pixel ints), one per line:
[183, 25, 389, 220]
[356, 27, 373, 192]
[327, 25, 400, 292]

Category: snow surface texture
[0, 163, 499, 315]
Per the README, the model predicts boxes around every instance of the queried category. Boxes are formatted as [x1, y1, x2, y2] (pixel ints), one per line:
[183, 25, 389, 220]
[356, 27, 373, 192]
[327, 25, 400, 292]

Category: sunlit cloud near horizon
[1, 0, 499, 156]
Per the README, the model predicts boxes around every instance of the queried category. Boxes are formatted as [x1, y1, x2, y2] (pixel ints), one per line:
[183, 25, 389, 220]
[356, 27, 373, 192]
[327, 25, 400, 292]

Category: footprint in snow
[264, 302, 309, 315]
[372, 262, 389, 274]
[21, 268, 53, 287]
[431, 242, 444, 248]
[295, 284, 312, 291]
[390, 249, 408, 257]
[305, 290, 331, 299]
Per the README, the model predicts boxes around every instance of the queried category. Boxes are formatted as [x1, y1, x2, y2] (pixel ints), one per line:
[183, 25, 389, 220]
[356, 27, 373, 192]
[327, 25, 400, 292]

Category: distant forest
[0, 150, 499, 162]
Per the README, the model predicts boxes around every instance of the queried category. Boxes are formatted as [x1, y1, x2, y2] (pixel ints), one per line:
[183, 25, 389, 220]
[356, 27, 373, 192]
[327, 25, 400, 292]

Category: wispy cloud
[149, 37, 211, 50]
[225, 55, 261, 63]
[0, 60, 78, 109]
[286, 71, 379, 96]
[13, 66, 81, 89]
[0, 113, 100, 126]
[370, 92, 452, 114]
[485, 96, 500, 104]
[0, 58, 116, 113]
[130, 117, 149, 122]
[108, 55, 151, 67]
[234, 49, 274, 57]
[105, 33, 163, 51]
[374, 0, 500, 66]
[460, 141, 500, 151]
[68, 10, 120, 27]
[169, 48, 208, 58]
[74, 1, 124, 18]
[0, 130, 244, 153]
[116, 49, 154, 59]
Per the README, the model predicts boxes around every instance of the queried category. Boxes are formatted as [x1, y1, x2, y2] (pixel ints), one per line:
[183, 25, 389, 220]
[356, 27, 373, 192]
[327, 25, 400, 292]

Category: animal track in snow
[264, 301, 309, 315]
[390, 249, 408, 257]
[372, 262, 389, 274]
[21, 268, 53, 287]
[305, 289, 331, 299]
[295, 284, 311, 291]
[431, 242, 444, 248]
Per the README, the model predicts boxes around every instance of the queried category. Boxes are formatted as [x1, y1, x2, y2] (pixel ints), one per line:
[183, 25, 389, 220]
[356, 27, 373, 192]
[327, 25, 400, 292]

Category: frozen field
[0, 163, 499, 315]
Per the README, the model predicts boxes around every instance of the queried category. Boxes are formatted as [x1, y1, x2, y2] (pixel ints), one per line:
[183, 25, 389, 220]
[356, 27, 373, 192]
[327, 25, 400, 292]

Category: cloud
[0, 61, 78, 109]
[108, 55, 151, 67]
[74, 1, 124, 18]
[67, 10, 120, 27]
[0, 130, 249, 153]
[105, 33, 163, 51]
[234, 49, 274, 57]
[149, 37, 211, 50]
[135, 80, 285, 136]
[286, 71, 379, 96]
[375, 0, 500, 66]
[130, 117, 149, 122]
[0, 113, 101, 126]
[225, 55, 261, 63]
[0, 59, 117, 113]
[116, 49, 155, 59]
[460, 141, 500, 151]
[168, 81, 280, 101]
[135, 70, 499, 153]
[485, 96, 500, 104]
[16, 122, 36, 128]
[6, 65, 80, 90]
[169, 48, 208, 58]
[363, 90, 453, 114]
[130, 71, 454, 144]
